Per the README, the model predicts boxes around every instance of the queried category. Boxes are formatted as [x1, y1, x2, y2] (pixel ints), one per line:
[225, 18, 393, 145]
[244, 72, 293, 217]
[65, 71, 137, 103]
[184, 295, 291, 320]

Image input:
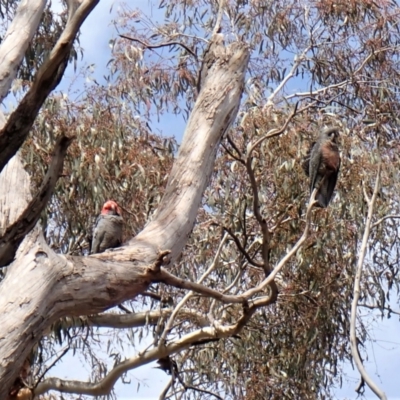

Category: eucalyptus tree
[1, 1, 400, 400]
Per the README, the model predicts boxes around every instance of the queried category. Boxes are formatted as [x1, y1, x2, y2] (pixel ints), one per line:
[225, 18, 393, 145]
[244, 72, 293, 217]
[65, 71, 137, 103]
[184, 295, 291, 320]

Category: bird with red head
[101, 200, 122, 216]
[91, 200, 123, 254]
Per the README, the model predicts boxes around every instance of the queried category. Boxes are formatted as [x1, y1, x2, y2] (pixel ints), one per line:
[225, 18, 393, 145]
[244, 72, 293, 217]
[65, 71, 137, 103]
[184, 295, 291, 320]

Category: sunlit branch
[266, 45, 311, 107]
[157, 189, 315, 304]
[158, 233, 228, 345]
[350, 164, 387, 400]
[159, 378, 173, 400]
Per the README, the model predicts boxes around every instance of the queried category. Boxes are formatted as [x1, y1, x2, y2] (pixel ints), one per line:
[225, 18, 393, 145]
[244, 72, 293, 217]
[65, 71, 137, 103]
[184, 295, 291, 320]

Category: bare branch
[34, 346, 70, 389]
[0, 0, 99, 173]
[350, 164, 387, 400]
[119, 34, 197, 58]
[359, 303, 400, 317]
[266, 46, 311, 107]
[371, 214, 400, 229]
[0, 135, 74, 267]
[154, 268, 245, 305]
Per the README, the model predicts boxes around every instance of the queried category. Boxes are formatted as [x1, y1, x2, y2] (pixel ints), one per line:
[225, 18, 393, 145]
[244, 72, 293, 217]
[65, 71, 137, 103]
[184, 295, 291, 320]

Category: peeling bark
[0, 39, 249, 397]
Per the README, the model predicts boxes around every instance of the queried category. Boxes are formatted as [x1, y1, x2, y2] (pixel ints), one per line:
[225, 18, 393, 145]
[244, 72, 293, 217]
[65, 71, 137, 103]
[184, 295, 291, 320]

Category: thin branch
[221, 143, 244, 164]
[159, 233, 228, 345]
[286, 80, 349, 100]
[222, 226, 263, 268]
[359, 303, 400, 317]
[0, 135, 74, 267]
[156, 191, 315, 305]
[153, 268, 245, 305]
[285, 47, 399, 101]
[209, 264, 246, 323]
[247, 102, 299, 158]
[226, 134, 243, 160]
[119, 34, 197, 58]
[34, 346, 70, 389]
[159, 377, 173, 400]
[372, 215, 400, 229]
[350, 163, 387, 400]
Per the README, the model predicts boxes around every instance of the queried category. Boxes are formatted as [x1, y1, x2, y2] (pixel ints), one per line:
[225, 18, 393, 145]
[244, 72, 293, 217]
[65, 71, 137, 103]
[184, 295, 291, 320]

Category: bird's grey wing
[109, 215, 124, 246]
[91, 216, 105, 254]
[309, 141, 322, 193]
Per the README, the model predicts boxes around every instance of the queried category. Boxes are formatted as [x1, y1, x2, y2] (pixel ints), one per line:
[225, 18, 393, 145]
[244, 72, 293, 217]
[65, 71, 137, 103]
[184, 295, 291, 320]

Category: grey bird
[91, 200, 123, 254]
[305, 127, 341, 208]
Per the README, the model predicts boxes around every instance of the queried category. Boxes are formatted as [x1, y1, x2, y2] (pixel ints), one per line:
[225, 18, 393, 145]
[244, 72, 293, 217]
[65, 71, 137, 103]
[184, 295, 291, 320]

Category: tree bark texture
[0, 0, 47, 103]
[0, 38, 249, 397]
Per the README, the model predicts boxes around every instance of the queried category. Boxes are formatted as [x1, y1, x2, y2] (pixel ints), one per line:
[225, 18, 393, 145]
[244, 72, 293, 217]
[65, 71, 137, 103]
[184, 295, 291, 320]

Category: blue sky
[46, 1, 400, 398]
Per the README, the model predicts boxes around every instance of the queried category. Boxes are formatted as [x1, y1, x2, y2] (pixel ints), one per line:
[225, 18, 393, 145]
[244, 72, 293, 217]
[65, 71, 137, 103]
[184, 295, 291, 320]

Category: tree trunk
[0, 39, 249, 397]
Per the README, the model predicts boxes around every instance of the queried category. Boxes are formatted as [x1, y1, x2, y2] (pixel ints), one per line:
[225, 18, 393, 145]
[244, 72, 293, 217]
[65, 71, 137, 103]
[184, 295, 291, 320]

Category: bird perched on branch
[303, 127, 341, 208]
[156, 356, 179, 376]
[91, 200, 123, 254]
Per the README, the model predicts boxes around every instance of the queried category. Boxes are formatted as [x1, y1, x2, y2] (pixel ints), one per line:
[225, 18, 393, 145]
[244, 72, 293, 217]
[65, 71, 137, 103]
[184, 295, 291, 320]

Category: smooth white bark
[0, 0, 47, 103]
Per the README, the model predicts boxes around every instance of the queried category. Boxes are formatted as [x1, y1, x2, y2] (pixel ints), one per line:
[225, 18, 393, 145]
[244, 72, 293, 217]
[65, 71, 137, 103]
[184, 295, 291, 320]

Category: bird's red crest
[101, 200, 121, 216]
